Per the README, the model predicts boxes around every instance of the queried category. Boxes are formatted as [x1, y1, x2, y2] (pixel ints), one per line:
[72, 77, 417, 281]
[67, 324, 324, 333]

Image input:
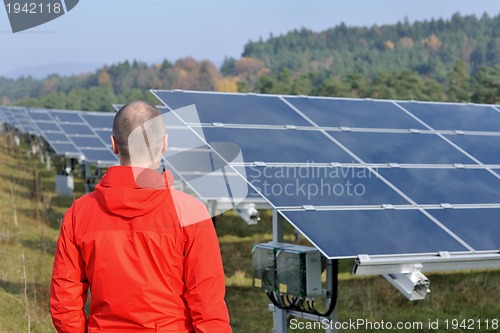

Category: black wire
[311, 259, 339, 317]
[267, 292, 281, 308]
[286, 295, 298, 310]
[267, 259, 339, 318]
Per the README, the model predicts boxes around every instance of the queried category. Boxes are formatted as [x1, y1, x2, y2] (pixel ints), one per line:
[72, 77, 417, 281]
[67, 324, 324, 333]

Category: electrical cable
[311, 259, 339, 318]
[267, 259, 339, 318]
[267, 292, 281, 308]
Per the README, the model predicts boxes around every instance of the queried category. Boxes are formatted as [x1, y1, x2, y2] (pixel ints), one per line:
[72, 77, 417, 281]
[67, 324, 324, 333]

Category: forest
[0, 12, 498, 111]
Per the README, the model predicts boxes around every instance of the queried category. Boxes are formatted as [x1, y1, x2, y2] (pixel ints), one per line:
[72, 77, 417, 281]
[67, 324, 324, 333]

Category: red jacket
[50, 166, 232, 333]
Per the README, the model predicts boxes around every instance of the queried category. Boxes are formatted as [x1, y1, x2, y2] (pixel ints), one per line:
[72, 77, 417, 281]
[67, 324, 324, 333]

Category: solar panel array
[152, 90, 500, 259]
[0, 105, 256, 201]
[0, 106, 119, 165]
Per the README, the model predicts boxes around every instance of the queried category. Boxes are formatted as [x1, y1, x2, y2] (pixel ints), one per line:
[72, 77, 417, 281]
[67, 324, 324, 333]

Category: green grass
[1, 134, 499, 333]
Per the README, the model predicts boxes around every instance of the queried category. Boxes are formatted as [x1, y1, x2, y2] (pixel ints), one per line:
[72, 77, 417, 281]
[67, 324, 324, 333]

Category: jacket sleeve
[50, 205, 89, 333]
[183, 209, 232, 333]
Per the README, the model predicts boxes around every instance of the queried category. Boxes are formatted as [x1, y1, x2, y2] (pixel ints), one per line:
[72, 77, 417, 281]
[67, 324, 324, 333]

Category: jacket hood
[94, 166, 173, 219]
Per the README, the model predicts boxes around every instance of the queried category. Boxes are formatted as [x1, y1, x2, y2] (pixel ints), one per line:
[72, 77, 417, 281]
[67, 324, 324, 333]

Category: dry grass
[1, 134, 499, 333]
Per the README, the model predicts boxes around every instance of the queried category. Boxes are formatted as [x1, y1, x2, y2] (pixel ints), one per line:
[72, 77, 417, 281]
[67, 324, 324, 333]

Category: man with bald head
[50, 101, 232, 333]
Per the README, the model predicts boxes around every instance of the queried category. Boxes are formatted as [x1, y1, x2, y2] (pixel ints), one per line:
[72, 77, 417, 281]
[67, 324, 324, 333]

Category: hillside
[239, 13, 499, 81]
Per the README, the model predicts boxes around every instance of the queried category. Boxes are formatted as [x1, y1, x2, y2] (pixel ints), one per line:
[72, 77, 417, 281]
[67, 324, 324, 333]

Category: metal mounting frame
[353, 252, 500, 300]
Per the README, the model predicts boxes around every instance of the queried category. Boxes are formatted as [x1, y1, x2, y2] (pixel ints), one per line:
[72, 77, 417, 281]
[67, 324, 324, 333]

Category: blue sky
[1, 0, 499, 78]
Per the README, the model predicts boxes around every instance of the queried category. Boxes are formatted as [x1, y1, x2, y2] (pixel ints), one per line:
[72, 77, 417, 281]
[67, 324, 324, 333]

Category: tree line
[0, 13, 498, 111]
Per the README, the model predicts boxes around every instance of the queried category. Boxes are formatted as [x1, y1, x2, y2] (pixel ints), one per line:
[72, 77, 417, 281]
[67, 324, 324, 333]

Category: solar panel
[80, 112, 114, 129]
[50, 111, 84, 123]
[280, 209, 468, 258]
[153, 90, 500, 259]
[329, 132, 476, 165]
[22, 108, 119, 165]
[44, 132, 70, 142]
[51, 143, 80, 155]
[27, 111, 51, 121]
[69, 136, 107, 148]
[427, 208, 500, 251]
[238, 166, 408, 207]
[399, 102, 500, 132]
[78, 148, 118, 164]
[95, 130, 112, 145]
[378, 168, 500, 205]
[0, 107, 36, 133]
[284, 97, 426, 129]
[36, 122, 60, 132]
[59, 123, 95, 135]
[166, 128, 208, 150]
[444, 135, 500, 165]
[202, 127, 354, 163]
[152, 91, 312, 126]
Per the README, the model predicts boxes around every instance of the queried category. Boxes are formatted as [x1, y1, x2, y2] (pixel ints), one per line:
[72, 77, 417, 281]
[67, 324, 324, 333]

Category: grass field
[0, 134, 499, 333]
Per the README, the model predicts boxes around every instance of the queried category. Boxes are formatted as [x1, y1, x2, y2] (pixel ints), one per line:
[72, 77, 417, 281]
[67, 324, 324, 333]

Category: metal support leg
[83, 163, 91, 193]
[325, 259, 338, 333]
[273, 307, 288, 333]
[272, 209, 284, 243]
[272, 209, 287, 333]
[65, 159, 72, 175]
[45, 151, 50, 170]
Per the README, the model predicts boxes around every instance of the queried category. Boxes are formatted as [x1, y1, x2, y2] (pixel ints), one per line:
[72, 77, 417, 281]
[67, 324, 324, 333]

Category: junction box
[252, 242, 322, 297]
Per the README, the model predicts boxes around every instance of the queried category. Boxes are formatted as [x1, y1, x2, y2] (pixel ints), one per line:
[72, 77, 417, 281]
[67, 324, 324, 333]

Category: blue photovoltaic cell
[28, 112, 52, 121]
[80, 113, 114, 129]
[36, 122, 60, 131]
[183, 174, 261, 200]
[79, 149, 118, 163]
[154, 91, 311, 126]
[379, 168, 500, 205]
[285, 97, 425, 129]
[399, 102, 500, 132]
[239, 166, 408, 207]
[23, 125, 37, 133]
[165, 150, 227, 175]
[52, 143, 80, 155]
[50, 111, 84, 123]
[44, 132, 69, 142]
[281, 210, 468, 258]
[96, 130, 112, 144]
[59, 124, 94, 135]
[162, 109, 188, 128]
[167, 128, 209, 150]
[69, 136, 106, 148]
[444, 135, 500, 165]
[329, 132, 475, 164]
[427, 208, 500, 251]
[203, 127, 353, 163]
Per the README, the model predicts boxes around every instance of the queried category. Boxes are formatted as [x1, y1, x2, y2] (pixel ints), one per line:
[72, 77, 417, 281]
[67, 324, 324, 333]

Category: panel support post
[325, 259, 338, 333]
[45, 151, 51, 171]
[272, 209, 284, 243]
[273, 306, 288, 333]
[272, 209, 287, 333]
[83, 163, 91, 193]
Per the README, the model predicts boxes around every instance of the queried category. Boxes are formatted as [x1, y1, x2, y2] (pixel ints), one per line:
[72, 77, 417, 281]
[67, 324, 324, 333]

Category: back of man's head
[112, 101, 166, 167]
